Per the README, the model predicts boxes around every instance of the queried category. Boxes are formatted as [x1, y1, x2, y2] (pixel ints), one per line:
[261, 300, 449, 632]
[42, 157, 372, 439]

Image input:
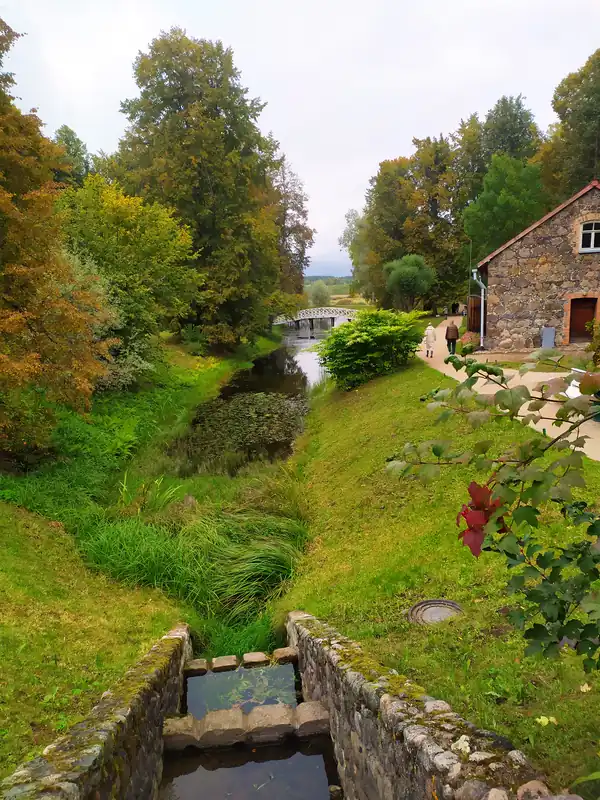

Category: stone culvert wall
[287, 611, 574, 800]
[1, 624, 192, 800]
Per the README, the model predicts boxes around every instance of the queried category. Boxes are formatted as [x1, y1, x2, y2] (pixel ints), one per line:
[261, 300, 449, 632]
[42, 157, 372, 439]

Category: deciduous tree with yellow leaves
[0, 20, 109, 457]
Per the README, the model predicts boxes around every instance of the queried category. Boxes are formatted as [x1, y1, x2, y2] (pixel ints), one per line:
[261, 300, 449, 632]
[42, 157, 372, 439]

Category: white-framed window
[580, 221, 600, 252]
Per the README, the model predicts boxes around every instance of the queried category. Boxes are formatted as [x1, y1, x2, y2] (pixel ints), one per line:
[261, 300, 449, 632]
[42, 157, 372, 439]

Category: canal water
[175, 319, 341, 475]
[161, 662, 340, 799]
[160, 319, 344, 798]
[160, 736, 339, 800]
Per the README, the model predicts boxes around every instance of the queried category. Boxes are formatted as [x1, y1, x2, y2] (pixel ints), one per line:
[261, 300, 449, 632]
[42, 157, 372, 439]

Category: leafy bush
[318, 309, 424, 390]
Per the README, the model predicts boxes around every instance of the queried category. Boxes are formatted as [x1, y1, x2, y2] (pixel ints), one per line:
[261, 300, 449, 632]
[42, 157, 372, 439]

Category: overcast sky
[4, 0, 600, 275]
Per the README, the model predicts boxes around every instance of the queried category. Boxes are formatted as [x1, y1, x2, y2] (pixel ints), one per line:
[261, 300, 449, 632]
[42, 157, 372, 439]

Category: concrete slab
[184, 658, 208, 676]
[242, 652, 270, 668]
[163, 715, 200, 751]
[211, 655, 239, 672]
[197, 708, 246, 747]
[246, 703, 295, 743]
[273, 646, 298, 664]
[294, 701, 330, 737]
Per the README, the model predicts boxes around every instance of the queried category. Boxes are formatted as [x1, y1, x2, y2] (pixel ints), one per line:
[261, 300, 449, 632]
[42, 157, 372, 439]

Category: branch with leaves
[387, 349, 600, 671]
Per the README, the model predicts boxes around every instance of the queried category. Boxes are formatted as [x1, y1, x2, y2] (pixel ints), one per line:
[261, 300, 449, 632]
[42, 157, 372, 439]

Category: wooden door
[569, 298, 597, 341]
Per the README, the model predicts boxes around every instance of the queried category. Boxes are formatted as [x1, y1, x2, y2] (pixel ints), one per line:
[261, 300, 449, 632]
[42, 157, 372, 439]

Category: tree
[310, 280, 331, 307]
[384, 255, 435, 311]
[59, 175, 195, 346]
[482, 95, 541, 162]
[53, 125, 90, 186]
[551, 49, 600, 195]
[108, 28, 281, 346]
[0, 19, 109, 455]
[271, 157, 315, 295]
[463, 154, 549, 261]
[449, 114, 487, 213]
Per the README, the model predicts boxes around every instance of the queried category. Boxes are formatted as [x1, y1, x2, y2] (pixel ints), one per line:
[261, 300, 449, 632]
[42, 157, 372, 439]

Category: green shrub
[317, 309, 424, 390]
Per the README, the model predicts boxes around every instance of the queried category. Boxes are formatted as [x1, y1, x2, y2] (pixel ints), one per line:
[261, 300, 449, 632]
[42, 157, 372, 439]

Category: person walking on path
[423, 323, 436, 358]
[445, 320, 460, 354]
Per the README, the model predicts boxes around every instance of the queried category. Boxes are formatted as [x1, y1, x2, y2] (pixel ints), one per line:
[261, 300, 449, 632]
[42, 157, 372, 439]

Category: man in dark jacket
[445, 321, 460, 354]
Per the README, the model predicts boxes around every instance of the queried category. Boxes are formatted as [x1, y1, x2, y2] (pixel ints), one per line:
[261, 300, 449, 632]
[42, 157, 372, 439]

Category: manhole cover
[408, 600, 462, 625]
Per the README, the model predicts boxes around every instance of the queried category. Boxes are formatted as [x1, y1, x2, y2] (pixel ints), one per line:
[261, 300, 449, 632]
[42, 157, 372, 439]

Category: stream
[175, 320, 338, 475]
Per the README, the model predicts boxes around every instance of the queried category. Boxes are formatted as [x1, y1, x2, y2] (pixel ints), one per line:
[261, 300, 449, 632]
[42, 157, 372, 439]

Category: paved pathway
[418, 317, 600, 462]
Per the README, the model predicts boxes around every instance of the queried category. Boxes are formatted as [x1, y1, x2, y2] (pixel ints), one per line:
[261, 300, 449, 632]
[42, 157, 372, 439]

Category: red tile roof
[477, 180, 600, 267]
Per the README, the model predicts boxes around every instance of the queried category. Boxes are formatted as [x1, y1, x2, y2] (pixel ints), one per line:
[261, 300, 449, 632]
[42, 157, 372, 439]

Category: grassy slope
[0, 336, 278, 520]
[279, 359, 600, 790]
[0, 336, 283, 775]
[0, 503, 185, 778]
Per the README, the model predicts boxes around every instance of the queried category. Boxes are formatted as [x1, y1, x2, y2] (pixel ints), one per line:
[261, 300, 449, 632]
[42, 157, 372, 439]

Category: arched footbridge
[273, 307, 358, 326]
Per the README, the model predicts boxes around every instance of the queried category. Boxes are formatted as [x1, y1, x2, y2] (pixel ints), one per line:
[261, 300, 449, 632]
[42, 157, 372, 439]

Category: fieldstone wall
[287, 611, 575, 800]
[1, 624, 192, 800]
[485, 186, 600, 351]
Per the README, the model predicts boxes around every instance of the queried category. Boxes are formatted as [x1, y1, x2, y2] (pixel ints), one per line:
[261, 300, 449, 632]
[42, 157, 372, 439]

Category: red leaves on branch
[456, 481, 506, 558]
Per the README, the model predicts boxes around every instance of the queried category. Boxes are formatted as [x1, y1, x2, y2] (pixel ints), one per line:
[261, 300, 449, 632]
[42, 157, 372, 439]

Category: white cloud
[4, 0, 600, 275]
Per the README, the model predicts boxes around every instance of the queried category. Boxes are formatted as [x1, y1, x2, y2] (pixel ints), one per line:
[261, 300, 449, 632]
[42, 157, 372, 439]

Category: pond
[173, 321, 338, 475]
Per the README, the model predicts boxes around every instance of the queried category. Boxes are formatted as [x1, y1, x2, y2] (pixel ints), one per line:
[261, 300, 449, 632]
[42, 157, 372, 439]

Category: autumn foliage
[456, 481, 507, 557]
[0, 22, 108, 455]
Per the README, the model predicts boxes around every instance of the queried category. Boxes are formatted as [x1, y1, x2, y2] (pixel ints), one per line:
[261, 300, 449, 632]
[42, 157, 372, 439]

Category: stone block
[425, 700, 452, 714]
[184, 658, 208, 677]
[163, 715, 200, 751]
[469, 752, 496, 764]
[246, 703, 295, 743]
[242, 651, 270, 668]
[455, 780, 490, 800]
[197, 708, 246, 747]
[273, 646, 298, 664]
[517, 781, 551, 800]
[211, 655, 239, 672]
[484, 791, 509, 800]
[294, 701, 329, 737]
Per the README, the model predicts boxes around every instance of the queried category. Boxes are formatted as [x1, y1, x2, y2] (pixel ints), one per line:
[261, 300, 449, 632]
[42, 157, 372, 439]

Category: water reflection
[185, 664, 300, 720]
[160, 736, 339, 800]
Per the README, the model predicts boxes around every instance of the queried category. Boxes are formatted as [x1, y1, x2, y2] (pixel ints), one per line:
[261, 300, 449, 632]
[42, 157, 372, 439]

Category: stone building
[472, 180, 600, 351]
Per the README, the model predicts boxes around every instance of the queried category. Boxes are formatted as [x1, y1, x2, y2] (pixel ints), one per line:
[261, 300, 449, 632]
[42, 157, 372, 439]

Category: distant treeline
[304, 276, 352, 285]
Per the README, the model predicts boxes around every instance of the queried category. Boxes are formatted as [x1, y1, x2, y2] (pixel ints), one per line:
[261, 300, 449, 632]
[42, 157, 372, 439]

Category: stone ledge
[163, 700, 329, 750]
[1, 624, 192, 800]
[286, 611, 581, 800]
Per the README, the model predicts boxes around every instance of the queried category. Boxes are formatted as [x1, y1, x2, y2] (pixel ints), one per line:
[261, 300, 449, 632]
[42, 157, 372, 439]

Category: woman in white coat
[423, 323, 436, 358]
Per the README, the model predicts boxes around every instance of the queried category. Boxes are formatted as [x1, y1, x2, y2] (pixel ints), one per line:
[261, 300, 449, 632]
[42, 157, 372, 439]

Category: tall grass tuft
[76, 509, 307, 623]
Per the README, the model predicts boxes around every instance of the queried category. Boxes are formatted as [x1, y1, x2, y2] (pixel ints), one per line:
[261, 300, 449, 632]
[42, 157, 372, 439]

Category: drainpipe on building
[471, 269, 486, 350]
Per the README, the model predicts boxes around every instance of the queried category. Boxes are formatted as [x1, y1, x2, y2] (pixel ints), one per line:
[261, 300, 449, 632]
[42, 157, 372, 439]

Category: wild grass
[76, 509, 306, 625]
[277, 358, 600, 791]
[0, 502, 189, 778]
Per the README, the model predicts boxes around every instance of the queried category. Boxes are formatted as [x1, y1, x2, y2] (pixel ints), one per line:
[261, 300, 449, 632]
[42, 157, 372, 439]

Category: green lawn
[278, 358, 600, 792]
[0, 503, 187, 778]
